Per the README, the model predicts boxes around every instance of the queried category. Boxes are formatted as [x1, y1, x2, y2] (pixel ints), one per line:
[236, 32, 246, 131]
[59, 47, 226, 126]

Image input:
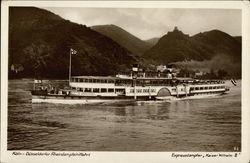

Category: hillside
[144, 27, 207, 63]
[9, 7, 137, 78]
[234, 36, 242, 44]
[143, 27, 241, 77]
[91, 24, 151, 56]
[144, 27, 241, 64]
[144, 37, 160, 47]
[192, 30, 241, 62]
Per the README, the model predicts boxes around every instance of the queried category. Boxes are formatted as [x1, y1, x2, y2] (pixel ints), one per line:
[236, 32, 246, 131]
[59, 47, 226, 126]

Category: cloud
[44, 7, 241, 40]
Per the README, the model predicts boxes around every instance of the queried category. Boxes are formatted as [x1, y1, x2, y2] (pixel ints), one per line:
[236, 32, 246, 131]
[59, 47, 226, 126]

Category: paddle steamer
[31, 68, 230, 104]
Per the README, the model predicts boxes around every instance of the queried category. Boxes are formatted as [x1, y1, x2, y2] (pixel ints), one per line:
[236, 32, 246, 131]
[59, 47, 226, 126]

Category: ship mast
[69, 48, 77, 85]
[132, 64, 139, 100]
[69, 49, 72, 85]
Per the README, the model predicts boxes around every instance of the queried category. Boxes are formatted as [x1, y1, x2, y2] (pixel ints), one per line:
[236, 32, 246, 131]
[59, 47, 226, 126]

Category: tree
[217, 69, 228, 79]
[23, 42, 51, 78]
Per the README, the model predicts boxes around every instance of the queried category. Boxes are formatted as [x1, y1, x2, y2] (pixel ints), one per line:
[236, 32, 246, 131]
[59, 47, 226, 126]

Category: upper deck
[70, 75, 225, 87]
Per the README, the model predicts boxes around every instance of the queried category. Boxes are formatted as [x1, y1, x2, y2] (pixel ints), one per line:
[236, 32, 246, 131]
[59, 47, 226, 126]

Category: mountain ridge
[143, 27, 241, 76]
[9, 7, 138, 78]
[91, 24, 151, 56]
[144, 37, 160, 47]
[144, 27, 241, 63]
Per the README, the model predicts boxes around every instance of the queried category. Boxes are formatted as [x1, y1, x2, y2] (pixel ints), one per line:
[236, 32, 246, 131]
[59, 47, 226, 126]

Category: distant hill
[192, 30, 241, 62]
[144, 27, 241, 63]
[144, 27, 207, 63]
[9, 7, 137, 78]
[144, 37, 160, 47]
[91, 24, 151, 56]
[143, 27, 241, 77]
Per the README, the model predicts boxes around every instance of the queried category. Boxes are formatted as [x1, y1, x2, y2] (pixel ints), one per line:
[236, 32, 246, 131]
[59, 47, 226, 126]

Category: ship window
[151, 89, 156, 93]
[71, 87, 76, 90]
[209, 86, 212, 89]
[200, 87, 204, 90]
[85, 88, 91, 92]
[116, 89, 124, 92]
[108, 88, 114, 92]
[190, 87, 194, 91]
[101, 88, 107, 92]
[137, 89, 142, 93]
[152, 80, 158, 84]
[172, 88, 176, 91]
[205, 87, 208, 90]
[181, 88, 184, 91]
[108, 80, 113, 83]
[93, 88, 99, 92]
[143, 89, 149, 93]
[80, 79, 83, 82]
[213, 86, 216, 89]
[130, 89, 134, 93]
[79, 88, 83, 92]
[195, 87, 199, 90]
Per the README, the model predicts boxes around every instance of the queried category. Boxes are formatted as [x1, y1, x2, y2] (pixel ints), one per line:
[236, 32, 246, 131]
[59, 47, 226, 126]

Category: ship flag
[231, 79, 237, 86]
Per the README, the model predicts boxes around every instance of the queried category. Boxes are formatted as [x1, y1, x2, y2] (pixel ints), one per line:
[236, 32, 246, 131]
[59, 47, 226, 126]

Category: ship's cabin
[70, 76, 225, 87]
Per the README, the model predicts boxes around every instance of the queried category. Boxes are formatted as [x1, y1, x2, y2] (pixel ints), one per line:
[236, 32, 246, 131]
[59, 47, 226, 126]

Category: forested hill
[143, 27, 241, 77]
[143, 27, 241, 64]
[144, 37, 160, 47]
[9, 7, 137, 78]
[91, 24, 152, 56]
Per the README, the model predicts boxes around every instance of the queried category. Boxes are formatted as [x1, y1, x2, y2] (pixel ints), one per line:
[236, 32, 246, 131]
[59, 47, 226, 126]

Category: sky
[44, 7, 241, 40]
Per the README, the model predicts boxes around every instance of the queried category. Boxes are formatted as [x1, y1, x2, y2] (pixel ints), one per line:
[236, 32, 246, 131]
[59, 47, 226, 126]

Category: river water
[7, 79, 241, 151]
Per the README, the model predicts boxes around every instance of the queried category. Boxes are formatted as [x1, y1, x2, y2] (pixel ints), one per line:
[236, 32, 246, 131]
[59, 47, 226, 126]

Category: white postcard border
[1, 1, 250, 163]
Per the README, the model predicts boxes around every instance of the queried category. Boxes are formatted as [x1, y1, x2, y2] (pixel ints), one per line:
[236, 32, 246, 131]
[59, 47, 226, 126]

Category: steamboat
[31, 65, 230, 104]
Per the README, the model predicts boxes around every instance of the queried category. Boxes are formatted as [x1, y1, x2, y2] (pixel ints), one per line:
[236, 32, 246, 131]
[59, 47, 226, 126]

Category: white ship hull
[32, 98, 130, 104]
[156, 92, 225, 101]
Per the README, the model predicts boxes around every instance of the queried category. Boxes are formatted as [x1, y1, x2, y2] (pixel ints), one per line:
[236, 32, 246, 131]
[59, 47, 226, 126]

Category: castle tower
[174, 26, 179, 31]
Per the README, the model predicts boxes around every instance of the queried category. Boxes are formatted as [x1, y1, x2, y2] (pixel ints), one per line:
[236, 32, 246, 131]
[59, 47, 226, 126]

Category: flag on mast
[70, 48, 77, 55]
[231, 79, 237, 86]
